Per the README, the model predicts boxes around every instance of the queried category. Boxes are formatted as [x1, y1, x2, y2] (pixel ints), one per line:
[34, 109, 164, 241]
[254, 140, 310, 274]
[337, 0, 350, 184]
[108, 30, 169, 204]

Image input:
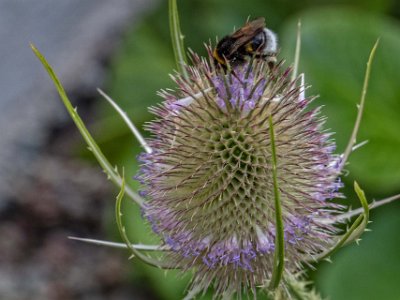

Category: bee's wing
[228, 18, 266, 54]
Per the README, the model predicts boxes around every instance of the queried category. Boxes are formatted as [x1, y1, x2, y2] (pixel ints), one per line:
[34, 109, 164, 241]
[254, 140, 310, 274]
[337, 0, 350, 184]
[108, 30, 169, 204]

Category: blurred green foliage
[281, 8, 400, 195]
[317, 207, 400, 299]
[90, 0, 400, 299]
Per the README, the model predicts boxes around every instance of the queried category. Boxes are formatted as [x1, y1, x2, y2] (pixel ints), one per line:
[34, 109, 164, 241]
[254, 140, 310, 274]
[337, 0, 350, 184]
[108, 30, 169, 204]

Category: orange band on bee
[213, 48, 226, 65]
[245, 43, 253, 53]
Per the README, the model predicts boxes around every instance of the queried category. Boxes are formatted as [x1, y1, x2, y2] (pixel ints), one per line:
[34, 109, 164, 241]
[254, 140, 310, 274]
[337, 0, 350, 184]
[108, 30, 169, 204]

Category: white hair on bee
[263, 28, 278, 55]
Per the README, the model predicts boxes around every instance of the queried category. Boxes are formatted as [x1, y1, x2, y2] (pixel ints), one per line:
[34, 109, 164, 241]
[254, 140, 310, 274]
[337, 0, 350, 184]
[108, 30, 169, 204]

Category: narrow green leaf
[68, 236, 169, 251]
[169, 0, 189, 79]
[30, 44, 144, 207]
[268, 115, 285, 289]
[311, 182, 370, 261]
[97, 88, 152, 154]
[115, 175, 178, 269]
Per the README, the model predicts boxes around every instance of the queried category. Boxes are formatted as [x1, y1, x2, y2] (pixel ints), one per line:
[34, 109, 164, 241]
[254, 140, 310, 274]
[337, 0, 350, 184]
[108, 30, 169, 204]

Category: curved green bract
[347, 181, 370, 244]
[115, 176, 178, 269]
[30, 44, 144, 207]
[169, 0, 188, 79]
[268, 115, 285, 289]
[313, 181, 370, 261]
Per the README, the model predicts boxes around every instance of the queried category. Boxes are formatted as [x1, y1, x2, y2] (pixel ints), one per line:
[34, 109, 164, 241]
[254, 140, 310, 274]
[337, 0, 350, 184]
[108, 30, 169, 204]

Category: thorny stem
[339, 40, 379, 171]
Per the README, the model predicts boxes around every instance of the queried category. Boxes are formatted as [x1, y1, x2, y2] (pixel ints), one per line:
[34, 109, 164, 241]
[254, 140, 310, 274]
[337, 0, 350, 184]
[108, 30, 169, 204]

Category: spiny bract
[136, 49, 343, 298]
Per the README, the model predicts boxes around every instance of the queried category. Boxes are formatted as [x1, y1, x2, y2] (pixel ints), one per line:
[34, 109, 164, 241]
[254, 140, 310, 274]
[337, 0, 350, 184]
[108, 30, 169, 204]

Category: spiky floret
[137, 49, 343, 297]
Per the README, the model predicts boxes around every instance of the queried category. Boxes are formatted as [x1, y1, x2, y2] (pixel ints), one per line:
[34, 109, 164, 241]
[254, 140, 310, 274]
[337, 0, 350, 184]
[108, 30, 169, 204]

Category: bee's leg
[223, 56, 246, 84]
[252, 54, 277, 73]
[244, 55, 256, 80]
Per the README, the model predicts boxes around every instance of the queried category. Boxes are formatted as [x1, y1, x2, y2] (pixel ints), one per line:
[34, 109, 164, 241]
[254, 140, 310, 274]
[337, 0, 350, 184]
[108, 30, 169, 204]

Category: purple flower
[136, 49, 344, 297]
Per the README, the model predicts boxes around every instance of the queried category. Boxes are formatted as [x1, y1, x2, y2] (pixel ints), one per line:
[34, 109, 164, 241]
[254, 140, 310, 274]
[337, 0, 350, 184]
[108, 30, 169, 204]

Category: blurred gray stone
[0, 0, 156, 201]
[0, 2, 161, 298]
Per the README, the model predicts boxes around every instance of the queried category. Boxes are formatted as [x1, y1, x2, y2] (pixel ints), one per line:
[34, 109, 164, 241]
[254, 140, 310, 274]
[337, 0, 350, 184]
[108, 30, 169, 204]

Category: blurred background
[1, 0, 399, 299]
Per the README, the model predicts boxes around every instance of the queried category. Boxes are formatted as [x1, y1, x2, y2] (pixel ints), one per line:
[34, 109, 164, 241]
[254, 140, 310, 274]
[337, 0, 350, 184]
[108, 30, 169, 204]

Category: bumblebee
[213, 17, 278, 68]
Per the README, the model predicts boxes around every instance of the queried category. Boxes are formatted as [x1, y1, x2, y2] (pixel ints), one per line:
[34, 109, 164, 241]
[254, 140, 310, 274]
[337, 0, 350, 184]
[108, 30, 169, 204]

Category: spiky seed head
[136, 48, 343, 297]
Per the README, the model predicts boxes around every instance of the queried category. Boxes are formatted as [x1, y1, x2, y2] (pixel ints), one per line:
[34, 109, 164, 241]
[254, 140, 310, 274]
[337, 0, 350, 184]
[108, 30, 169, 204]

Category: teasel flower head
[31, 11, 389, 298]
[136, 46, 346, 297]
